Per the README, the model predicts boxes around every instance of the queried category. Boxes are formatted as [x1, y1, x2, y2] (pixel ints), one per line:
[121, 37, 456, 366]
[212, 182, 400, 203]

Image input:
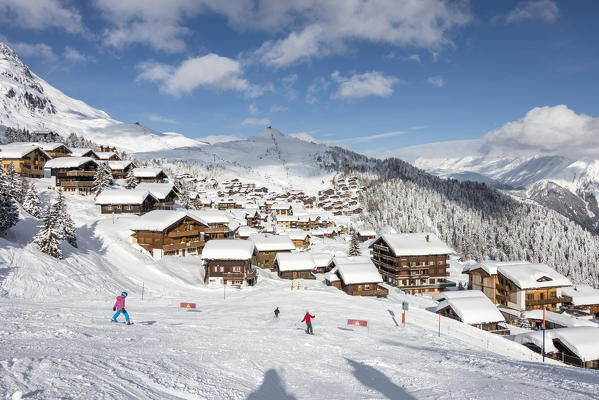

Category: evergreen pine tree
[22, 183, 42, 218]
[0, 166, 19, 232]
[6, 163, 18, 197]
[54, 190, 77, 247]
[348, 228, 361, 256]
[34, 203, 62, 259]
[92, 163, 112, 197]
[125, 168, 138, 189]
[16, 176, 29, 204]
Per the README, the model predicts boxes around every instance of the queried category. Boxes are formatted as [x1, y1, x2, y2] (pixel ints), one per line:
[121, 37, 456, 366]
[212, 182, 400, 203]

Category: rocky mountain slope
[0, 43, 201, 152]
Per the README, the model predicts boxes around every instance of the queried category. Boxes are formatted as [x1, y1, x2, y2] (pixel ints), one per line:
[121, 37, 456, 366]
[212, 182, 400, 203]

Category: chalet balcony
[163, 240, 204, 251]
[526, 297, 570, 306]
[355, 287, 389, 297]
[60, 181, 94, 187]
[66, 170, 96, 177]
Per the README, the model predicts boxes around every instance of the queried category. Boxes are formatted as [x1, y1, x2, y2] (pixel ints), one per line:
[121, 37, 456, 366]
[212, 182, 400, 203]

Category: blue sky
[1, 0, 598, 155]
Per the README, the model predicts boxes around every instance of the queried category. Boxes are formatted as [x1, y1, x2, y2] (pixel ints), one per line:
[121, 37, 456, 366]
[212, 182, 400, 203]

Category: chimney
[425, 234, 430, 242]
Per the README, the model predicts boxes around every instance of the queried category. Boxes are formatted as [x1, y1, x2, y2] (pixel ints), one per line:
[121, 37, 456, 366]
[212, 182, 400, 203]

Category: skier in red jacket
[302, 311, 315, 335]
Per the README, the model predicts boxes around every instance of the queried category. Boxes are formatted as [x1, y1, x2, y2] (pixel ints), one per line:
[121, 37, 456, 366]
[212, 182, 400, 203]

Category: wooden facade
[99, 196, 157, 215]
[44, 145, 72, 158]
[132, 216, 211, 259]
[437, 306, 507, 334]
[466, 268, 498, 303]
[49, 163, 97, 195]
[252, 250, 292, 269]
[338, 281, 388, 297]
[496, 273, 568, 311]
[370, 237, 452, 294]
[1, 148, 50, 178]
[204, 259, 257, 286]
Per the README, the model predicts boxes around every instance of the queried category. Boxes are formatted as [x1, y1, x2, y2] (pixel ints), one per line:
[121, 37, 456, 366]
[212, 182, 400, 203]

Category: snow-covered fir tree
[178, 183, 193, 210]
[125, 168, 138, 189]
[92, 163, 112, 197]
[54, 190, 77, 248]
[0, 167, 19, 232]
[22, 183, 42, 218]
[34, 203, 62, 259]
[348, 228, 361, 256]
[5, 163, 18, 197]
[15, 176, 29, 204]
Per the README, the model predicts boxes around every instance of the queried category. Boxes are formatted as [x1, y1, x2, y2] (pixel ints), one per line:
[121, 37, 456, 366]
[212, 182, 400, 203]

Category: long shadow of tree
[247, 369, 296, 400]
[346, 358, 416, 400]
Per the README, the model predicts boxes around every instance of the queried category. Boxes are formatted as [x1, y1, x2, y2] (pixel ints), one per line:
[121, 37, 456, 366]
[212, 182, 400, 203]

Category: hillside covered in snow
[0, 43, 202, 152]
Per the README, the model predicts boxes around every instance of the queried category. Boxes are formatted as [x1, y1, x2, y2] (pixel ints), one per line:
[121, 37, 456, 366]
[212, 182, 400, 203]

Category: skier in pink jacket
[112, 291, 131, 324]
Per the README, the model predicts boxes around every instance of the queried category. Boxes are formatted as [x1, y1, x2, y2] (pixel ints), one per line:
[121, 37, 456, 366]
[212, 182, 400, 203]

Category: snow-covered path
[2, 280, 598, 399]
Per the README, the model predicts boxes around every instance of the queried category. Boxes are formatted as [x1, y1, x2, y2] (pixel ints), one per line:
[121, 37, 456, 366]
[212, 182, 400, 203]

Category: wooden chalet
[136, 182, 178, 210]
[250, 233, 295, 269]
[245, 210, 265, 228]
[0, 144, 51, 178]
[96, 151, 121, 161]
[70, 148, 99, 159]
[370, 233, 454, 294]
[99, 145, 117, 152]
[434, 291, 508, 334]
[271, 203, 292, 215]
[561, 285, 599, 320]
[284, 229, 310, 249]
[11, 142, 72, 158]
[108, 160, 135, 179]
[358, 229, 377, 242]
[95, 189, 158, 215]
[274, 253, 316, 280]
[44, 156, 98, 195]
[187, 210, 233, 240]
[132, 167, 167, 183]
[326, 257, 388, 297]
[130, 210, 210, 259]
[202, 240, 257, 287]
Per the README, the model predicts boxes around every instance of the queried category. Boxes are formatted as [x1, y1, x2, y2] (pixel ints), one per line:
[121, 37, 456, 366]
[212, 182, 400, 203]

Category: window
[220, 266, 224, 272]
[233, 266, 241, 272]
[551, 292, 557, 298]
[364, 284, 370, 290]
[214, 267, 219, 272]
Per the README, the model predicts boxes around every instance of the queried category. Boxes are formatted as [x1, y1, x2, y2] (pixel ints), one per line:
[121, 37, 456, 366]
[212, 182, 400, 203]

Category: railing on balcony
[163, 240, 204, 251]
[526, 297, 569, 306]
[66, 170, 96, 177]
[60, 181, 94, 187]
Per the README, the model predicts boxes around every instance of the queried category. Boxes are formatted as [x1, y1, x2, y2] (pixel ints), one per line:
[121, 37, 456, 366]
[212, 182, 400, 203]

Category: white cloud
[11, 42, 56, 62]
[63, 46, 88, 63]
[485, 105, 599, 157]
[146, 114, 177, 124]
[241, 117, 271, 126]
[331, 71, 399, 100]
[0, 0, 83, 33]
[341, 131, 407, 144]
[305, 77, 329, 104]
[136, 53, 268, 98]
[93, 1, 470, 63]
[506, 0, 559, 23]
[427, 76, 445, 87]
[269, 105, 287, 113]
[248, 103, 258, 115]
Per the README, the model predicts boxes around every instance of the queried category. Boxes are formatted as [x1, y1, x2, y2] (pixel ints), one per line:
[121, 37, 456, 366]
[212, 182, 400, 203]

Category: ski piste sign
[347, 319, 368, 327]
[180, 302, 197, 309]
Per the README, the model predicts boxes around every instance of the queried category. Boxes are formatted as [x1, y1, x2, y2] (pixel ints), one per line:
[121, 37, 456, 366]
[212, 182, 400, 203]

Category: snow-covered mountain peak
[251, 126, 285, 141]
[0, 42, 203, 152]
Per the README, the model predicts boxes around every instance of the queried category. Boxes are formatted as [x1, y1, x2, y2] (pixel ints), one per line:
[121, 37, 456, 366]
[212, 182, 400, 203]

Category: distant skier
[274, 307, 280, 318]
[112, 291, 132, 325]
[302, 311, 315, 335]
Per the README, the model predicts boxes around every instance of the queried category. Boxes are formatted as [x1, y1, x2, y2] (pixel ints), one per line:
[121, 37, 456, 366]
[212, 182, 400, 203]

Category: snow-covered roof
[271, 203, 291, 209]
[522, 310, 598, 328]
[108, 160, 134, 170]
[284, 229, 309, 241]
[188, 210, 230, 225]
[358, 229, 377, 236]
[311, 252, 333, 268]
[0, 144, 50, 159]
[376, 233, 452, 256]
[498, 263, 572, 289]
[135, 183, 175, 200]
[130, 210, 190, 231]
[69, 148, 96, 157]
[275, 253, 316, 271]
[328, 255, 372, 269]
[131, 167, 164, 178]
[95, 189, 156, 205]
[336, 261, 383, 285]
[96, 151, 118, 160]
[11, 142, 69, 151]
[436, 297, 505, 325]
[276, 215, 297, 222]
[432, 290, 487, 303]
[462, 260, 531, 276]
[202, 240, 254, 260]
[550, 327, 599, 362]
[238, 226, 258, 238]
[44, 156, 97, 169]
[562, 285, 599, 306]
[325, 266, 340, 282]
[250, 234, 295, 252]
[513, 330, 559, 354]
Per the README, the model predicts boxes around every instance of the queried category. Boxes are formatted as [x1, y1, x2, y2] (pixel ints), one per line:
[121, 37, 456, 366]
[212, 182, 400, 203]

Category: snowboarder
[274, 307, 280, 318]
[112, 291, 132, 325]
[302, 311, 315, 335]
